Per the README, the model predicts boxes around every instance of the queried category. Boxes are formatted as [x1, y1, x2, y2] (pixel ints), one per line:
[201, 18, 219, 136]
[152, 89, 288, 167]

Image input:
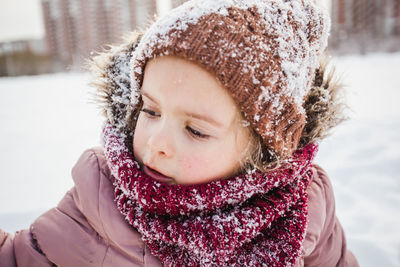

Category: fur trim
[88, 32, 142, 135]
[300, 58, 347, 147]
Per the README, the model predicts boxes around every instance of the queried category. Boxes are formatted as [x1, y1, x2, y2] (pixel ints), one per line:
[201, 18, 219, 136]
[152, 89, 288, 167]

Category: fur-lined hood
[89, 31, 345, 152]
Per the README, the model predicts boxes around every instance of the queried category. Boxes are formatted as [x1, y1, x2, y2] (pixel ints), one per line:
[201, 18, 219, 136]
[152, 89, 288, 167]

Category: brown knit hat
[129, 0, 330, 160]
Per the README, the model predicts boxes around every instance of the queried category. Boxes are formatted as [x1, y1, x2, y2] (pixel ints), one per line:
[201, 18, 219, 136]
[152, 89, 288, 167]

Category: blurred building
[38, 0, 400, 71]
[41, 0, 157, 66]
[330, 0, 400, 53]
[171, 0, 188, 8]
[0, 39, 46, 56]
[0, 39, 55, 76]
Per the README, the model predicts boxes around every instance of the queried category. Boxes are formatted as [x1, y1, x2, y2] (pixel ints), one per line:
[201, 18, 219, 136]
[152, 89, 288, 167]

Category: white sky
[0, 0, 330, 42]
[0, 0, 44, 42]
[0, 0, 170, 42]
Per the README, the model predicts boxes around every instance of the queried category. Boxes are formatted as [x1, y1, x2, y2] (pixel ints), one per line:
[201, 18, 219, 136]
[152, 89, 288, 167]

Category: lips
[143, 165, 173, 184]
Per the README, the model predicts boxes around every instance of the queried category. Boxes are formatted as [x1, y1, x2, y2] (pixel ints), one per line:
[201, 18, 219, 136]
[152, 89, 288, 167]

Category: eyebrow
[184, 111, 224, 128]
[141, 90, 224, 128]
[141, 91, 159, 105]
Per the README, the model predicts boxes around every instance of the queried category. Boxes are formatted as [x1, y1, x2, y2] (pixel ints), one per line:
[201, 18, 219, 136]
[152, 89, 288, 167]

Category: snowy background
[0, 52, 399, 266]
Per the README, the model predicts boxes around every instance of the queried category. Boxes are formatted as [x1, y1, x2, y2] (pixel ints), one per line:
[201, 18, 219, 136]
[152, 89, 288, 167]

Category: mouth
[143, 165, 174, 184]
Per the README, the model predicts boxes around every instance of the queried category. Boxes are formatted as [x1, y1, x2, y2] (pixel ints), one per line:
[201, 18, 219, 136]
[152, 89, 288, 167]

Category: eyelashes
[185, 126, 210, 140]
[141, 108, 160, 118]
[140, 108, 210, 140]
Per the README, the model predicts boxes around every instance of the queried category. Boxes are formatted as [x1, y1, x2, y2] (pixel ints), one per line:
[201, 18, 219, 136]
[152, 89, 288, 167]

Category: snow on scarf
[103, 122, 318, 266]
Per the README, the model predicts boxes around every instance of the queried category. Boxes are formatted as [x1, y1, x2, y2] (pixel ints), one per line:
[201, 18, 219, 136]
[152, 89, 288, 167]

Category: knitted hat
[129, 0, 330, 159]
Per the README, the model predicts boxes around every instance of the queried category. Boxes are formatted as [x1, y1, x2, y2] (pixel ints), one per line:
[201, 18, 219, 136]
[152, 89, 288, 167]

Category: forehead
[142, 56, 239, 126]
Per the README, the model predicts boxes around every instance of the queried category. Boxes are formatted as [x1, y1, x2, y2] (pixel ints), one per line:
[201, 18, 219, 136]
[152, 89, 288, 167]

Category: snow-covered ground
[1, 53, 400, 266]
[316, 53, 400, 267]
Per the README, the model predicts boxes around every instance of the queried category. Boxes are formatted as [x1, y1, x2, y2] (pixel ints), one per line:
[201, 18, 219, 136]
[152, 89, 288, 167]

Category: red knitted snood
[103, 123, 318, 266]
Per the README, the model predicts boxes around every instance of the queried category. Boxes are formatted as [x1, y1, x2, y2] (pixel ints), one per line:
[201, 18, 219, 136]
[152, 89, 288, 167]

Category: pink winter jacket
[0, 147, 359, 266]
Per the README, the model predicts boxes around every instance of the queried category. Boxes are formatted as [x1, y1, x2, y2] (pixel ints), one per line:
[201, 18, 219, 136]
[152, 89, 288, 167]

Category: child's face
[133, 56, 250, 185]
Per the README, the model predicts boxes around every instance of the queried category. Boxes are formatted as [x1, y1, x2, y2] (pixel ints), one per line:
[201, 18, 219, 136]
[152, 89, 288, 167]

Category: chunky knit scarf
[103, 123, 317, 267]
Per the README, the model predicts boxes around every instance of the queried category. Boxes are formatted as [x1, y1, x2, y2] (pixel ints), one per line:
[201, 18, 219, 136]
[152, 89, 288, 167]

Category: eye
[186, 126, 210, 140]
[140, 108, 160, 118]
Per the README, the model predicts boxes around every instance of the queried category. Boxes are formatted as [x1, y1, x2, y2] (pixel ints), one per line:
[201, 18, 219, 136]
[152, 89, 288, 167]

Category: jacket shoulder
[26, 147, 157, 266]
[26, 147, 113, 266]
[301, 165, 332, 259]
[302, 165, 359, 267]
[0, 148, 112, 267]
[72, 147, 111, 185]
[68, 147, 113, 237]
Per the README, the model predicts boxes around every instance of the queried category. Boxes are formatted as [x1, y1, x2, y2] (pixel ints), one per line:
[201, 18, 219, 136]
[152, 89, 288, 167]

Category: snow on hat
[129, 0, 330, 159]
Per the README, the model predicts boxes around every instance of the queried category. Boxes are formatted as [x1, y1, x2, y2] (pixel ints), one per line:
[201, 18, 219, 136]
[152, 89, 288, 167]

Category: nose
[147, 120, 175, 159]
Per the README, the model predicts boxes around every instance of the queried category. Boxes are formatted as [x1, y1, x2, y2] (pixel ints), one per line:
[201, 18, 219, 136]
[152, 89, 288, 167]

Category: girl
[0, 0, 359, 266]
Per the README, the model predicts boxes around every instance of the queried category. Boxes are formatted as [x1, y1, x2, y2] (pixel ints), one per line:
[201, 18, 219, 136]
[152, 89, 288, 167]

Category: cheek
[178, 148, 236, 183]
[179, 154, 213, 180]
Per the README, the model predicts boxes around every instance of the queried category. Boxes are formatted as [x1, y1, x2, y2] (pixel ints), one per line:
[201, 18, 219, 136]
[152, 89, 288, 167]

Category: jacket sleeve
[1, 148, 152, 267]
[1, 228, 54, 267]
[23, 149, 111, 267]
[0, 149, 109, 267]
[301, 165, 359, 267]
[0, 229, 16, 267]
